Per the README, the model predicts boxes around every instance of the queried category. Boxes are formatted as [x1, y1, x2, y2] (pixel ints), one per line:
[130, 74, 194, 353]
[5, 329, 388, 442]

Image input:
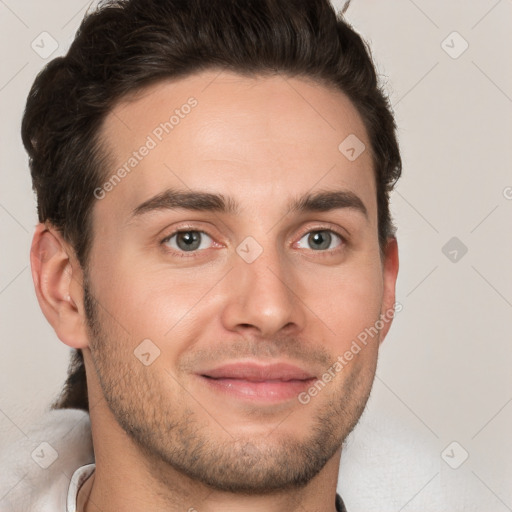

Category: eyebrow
[130, 187, 368, 220]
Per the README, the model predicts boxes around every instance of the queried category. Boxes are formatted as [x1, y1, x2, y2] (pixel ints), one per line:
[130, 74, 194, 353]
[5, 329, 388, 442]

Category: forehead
[95, 70, 375, 223]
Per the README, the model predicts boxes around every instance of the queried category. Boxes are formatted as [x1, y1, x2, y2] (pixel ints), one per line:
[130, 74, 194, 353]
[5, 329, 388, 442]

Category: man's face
[83, 70, 397, 492]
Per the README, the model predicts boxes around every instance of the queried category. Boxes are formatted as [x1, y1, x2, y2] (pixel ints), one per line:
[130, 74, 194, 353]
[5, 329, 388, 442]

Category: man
[2, 0, 401, 510]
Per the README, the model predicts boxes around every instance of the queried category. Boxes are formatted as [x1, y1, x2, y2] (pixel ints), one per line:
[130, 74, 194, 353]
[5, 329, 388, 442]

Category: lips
[198, 362, 316, 402]
[201, 362, 315, 381]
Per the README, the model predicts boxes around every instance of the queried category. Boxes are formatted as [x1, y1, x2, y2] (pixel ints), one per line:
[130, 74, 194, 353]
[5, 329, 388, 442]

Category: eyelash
[160, 225, 347, 258]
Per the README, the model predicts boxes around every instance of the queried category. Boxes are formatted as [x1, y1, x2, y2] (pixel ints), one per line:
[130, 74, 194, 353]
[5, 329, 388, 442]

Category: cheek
[90, 253, 219, 358]
[301, 258, 384, 352]
[89, 230, 384, 358]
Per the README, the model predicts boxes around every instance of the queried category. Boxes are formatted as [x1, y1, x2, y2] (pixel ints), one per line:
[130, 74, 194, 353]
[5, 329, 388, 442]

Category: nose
[220, 243, 306, 338]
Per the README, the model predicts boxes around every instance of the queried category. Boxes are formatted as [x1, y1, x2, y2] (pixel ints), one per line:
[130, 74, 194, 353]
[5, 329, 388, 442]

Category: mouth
[197, 362, 317, 402]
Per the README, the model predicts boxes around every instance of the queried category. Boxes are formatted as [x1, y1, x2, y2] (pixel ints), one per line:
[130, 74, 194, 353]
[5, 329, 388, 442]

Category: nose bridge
[221, 235, 303, 336]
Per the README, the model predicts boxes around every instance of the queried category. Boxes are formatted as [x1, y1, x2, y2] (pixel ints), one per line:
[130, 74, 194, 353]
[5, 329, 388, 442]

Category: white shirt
[66, 464, 96, 512]
[0, 407, 494, 511]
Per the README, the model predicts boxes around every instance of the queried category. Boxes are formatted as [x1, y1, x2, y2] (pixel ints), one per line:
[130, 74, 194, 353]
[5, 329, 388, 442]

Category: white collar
[66, 463, 95, 512]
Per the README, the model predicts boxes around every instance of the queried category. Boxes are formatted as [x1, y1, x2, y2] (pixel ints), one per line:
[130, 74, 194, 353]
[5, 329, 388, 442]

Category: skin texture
[31, 70, 399, 512]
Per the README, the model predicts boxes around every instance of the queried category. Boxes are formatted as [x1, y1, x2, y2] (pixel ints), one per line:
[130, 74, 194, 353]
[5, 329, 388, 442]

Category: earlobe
[379, 237, 399, 344]
[30, 223, 90, 349]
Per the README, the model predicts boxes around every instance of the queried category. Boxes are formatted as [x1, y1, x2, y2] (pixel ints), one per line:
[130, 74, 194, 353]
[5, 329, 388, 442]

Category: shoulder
[337, 407, 485, 512]
[0, 408, 93, 512]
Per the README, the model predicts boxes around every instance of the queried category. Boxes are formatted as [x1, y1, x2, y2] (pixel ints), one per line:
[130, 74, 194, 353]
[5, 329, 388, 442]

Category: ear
[378, 237, 399, 344]
[30, 223, 90, 349]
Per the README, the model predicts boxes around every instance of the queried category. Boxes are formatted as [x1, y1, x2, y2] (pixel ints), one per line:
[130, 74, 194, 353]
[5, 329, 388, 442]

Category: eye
[296, 229, 343, 251]
[162, 230, 214, 253]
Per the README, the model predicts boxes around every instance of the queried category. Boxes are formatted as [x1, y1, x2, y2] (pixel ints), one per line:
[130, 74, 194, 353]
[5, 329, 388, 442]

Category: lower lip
[199, 376, 316, 402]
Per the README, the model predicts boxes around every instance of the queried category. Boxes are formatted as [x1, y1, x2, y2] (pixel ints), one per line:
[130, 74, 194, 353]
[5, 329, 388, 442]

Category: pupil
[310, 231, 330, 250]
[178, 231, 200, 251]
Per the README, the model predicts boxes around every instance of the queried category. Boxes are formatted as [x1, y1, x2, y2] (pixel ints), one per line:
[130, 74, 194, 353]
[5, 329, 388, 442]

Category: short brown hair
[23, 0, 402, 412]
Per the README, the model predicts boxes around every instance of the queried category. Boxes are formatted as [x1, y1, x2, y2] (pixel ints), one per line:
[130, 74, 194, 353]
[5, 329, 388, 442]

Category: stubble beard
[83, 278, 376, 494]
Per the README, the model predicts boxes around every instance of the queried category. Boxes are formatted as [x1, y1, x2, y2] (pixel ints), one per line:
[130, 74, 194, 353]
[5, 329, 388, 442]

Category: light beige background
[1, 0, 511, 510]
